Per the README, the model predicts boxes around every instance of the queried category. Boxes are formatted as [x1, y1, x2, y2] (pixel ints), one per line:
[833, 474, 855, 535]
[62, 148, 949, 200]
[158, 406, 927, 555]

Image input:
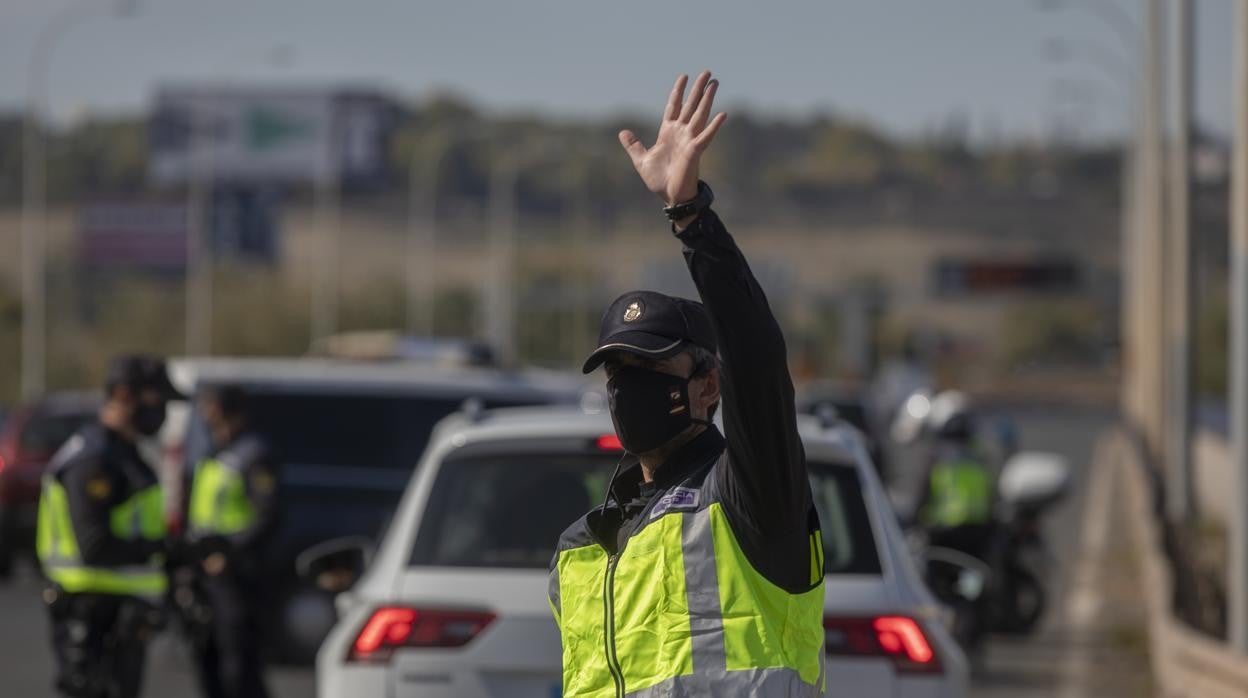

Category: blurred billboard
[932, 258, 1081, 296]
[147, 87, 399, 187]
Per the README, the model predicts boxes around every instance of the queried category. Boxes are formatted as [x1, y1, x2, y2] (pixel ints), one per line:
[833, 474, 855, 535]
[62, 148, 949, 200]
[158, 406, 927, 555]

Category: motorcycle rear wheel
[995, 565, 1046, 634]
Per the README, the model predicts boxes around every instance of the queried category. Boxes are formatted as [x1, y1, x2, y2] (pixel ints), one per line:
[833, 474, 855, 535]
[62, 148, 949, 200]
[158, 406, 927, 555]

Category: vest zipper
[603, 553, 625, 697]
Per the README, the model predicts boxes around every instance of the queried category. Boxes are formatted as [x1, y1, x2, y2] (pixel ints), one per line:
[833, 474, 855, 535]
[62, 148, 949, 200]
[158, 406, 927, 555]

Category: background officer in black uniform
[184, 385, 279, 698]
[37, 355, 184, 697]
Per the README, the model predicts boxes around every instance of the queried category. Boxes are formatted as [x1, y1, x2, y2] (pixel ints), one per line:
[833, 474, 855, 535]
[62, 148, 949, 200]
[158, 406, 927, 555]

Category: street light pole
[185, 105, 214, 357]
[1228, 0, 1248, 656]
[1033, 0, 1137, 57]
[484, 144, 562, 364]
[310, 156, 341, 348]
[485, 156, 520, 364]
[1136, 0, 1167, 455]
[1042, 38, 1135, 91]
[570, 150, 605, 367]
[185, 45, 296, 357]
[1165, 0, 1196, 523]
[20, 1, 137, 399]
[1038, 28, 1142, 424]
[405, 141, 448, 337]
[405, 132, 486, 338]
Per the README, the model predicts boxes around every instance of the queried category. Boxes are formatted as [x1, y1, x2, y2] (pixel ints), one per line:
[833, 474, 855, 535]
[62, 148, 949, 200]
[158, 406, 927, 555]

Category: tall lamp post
[20, 0, 140, 399]
[1038, 21, 1147, 440]
[184, 44, 297, 357]
[1164, 0, 1196, 523]
[569, 147, 607, 367]
[1033, 0, 1151, 441]
[484, 144, 563, 364]
[1042, 38, 1136, 90]
[405, 130, 488, 338]
[1033, 0, 1137, 54]
[1228, 0, 1248, 656]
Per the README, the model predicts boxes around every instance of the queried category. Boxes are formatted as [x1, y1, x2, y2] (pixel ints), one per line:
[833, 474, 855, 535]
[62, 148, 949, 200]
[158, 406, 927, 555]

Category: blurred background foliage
[0, 96, 1120, 210]
[0, 95, 1149, 402]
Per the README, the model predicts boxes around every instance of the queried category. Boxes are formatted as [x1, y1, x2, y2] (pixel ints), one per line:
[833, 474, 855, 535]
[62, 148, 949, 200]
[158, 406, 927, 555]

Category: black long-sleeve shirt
[598, 208, 816, 592]
[50, 424, 163, 568]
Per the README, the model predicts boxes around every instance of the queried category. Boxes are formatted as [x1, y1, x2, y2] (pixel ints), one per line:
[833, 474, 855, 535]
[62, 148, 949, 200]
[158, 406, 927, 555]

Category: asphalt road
[0, 405, 1112, 697]
[963, 405, 1115, 697]
[0, 562, 315, 697]
[880, 403, 1114, 696]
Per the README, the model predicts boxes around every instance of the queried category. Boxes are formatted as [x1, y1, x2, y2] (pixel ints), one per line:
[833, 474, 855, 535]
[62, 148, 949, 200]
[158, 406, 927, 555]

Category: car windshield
[21, 412, 95, 455]
[410, 452, 881, 575]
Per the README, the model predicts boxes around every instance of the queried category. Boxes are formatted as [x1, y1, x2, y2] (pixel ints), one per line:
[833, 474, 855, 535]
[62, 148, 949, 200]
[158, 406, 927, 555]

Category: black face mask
[606, 365, 711, 454]
[133, 402, 167, 437]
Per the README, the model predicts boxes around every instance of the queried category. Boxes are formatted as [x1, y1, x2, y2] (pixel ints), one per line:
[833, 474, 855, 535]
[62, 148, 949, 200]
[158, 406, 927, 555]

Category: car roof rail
[460, 397, 487, 423]
[814, 402, 841, 430]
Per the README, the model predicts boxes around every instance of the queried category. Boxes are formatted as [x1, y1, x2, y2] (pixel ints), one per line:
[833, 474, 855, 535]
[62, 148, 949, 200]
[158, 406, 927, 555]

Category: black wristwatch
[663, 180, 714, 221]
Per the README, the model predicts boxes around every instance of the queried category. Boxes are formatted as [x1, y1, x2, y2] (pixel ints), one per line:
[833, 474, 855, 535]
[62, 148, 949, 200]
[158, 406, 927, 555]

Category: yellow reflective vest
[36, 439, 167, 601]
[549, 470, 826, 697]
[187, 457, 259, 536]
[922, 458, 993, 529]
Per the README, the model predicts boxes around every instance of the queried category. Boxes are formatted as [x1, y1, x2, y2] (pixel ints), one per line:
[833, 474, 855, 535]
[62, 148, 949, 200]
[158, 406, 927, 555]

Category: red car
[0, 392, 100, 579]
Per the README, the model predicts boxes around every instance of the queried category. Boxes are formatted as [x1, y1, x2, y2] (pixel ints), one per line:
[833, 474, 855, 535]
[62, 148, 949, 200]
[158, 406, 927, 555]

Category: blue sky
[0, 0, 1234, 143]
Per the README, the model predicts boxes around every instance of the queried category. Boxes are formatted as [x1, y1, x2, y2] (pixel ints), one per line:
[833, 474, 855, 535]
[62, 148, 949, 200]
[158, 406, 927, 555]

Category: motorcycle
[914, 532, 994, 661]
[989, 450, 1070, 635]
[910, 450, 1070, 657]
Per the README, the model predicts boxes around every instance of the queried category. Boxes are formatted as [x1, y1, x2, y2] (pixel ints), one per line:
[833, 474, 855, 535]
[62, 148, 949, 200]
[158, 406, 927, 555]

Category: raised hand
[619, 71, 727, 208]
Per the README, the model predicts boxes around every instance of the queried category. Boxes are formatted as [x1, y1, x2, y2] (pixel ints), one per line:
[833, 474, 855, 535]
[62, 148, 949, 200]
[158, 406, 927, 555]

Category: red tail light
[595, 434, 624, 451]
[0, 428, 16, 475]
[824, 615, 941, 674]
[348, 607, 495, 662]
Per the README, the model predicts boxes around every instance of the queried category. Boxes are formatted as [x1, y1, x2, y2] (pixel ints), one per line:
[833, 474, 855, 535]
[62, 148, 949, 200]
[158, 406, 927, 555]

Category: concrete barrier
[1118, 430, 1248, 697]
[1194, 430, 1231, 525]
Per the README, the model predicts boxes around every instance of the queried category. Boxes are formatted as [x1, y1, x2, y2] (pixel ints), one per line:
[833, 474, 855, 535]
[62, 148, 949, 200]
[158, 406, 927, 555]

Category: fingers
[690, 79, 719, 131]
[664, 74, 688, 122]
[693, 112, 727, 150]
[618, 129, 647, 168]
[678, 70, 712, 124]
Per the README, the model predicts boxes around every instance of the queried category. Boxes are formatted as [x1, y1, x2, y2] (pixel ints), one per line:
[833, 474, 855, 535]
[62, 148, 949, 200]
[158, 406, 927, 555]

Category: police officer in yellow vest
[185, 385, 279, 698]
[914, 390, 995, 556]
[549, 71, 826, 697]
[36, 355, 184, 697]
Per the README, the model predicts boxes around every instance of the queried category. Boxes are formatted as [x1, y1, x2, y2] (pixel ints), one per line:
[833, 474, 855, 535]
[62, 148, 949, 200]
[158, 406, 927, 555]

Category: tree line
[0, 96, 1123, 216]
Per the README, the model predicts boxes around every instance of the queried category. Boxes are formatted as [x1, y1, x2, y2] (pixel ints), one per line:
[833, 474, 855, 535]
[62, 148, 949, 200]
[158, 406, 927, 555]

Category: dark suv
[165, 357, 587, 661]
[0, 392, 100, 578]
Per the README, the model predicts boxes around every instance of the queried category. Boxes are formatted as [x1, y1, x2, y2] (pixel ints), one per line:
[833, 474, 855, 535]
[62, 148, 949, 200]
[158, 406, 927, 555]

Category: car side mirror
[295, 536, 375, 593]
[998, 451, 1071, 510]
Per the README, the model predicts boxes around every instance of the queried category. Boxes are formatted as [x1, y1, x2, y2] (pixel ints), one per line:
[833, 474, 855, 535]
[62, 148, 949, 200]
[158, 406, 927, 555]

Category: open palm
[619, 71, 728, 206]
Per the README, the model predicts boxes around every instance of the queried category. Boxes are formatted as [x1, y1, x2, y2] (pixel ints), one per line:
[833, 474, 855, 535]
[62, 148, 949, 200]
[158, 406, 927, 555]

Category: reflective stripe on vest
[188, 458, 258, 536]
[35, 477, 167, 600]
[923, 459, 993, 528]
[553, 501, 826, 698]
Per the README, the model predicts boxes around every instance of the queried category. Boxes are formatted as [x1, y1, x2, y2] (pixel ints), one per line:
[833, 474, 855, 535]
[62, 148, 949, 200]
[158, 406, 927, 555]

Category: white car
[316, 406, 968, 698]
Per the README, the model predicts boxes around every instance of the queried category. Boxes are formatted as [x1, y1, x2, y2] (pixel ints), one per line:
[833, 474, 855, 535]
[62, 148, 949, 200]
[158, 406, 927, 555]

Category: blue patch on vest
[650, 486, 699, 519]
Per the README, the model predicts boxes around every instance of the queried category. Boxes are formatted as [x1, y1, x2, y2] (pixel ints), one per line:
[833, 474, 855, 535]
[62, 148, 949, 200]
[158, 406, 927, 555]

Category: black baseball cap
[581, 290, 718, 374]
[104, 354, 185, 400]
